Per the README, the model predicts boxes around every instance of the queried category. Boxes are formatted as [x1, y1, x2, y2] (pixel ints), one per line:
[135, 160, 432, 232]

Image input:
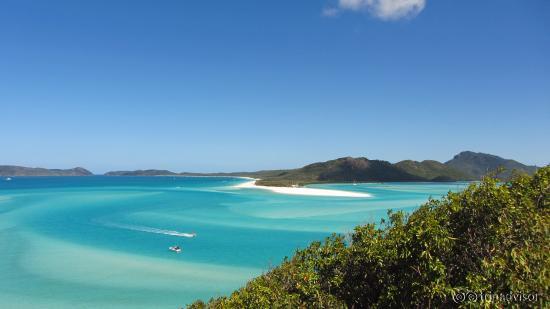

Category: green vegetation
[189, 167, 549, 308]
[395, 159, 473, 181]
[101, 152, 539, 186]
[445, 151, 538, 180]
[255, 157, 423, 186]
[254, 152, 539, 186]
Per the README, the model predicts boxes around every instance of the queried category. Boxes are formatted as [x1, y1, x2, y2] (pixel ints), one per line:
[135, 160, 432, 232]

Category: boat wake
[100, 221, 196, 238]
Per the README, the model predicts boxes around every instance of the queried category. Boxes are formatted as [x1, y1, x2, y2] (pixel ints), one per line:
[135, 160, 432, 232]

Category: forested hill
[254, 152, 539, 186]
[394, 159, 473, 181]
[254, 157, 423, 186]
[445, 151, 538, 179]
[101, 151, 541, 186]
[0, 165, 92, 176]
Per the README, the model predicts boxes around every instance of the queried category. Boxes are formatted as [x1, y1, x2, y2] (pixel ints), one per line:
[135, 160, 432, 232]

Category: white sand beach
[235, 180, 370, 198]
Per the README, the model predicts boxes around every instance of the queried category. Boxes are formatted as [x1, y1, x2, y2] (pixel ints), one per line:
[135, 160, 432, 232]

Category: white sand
[235, 180, 370, 198]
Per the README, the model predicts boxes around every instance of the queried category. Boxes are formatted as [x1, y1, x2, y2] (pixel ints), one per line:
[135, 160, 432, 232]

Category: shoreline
[234, 180, 371, 198]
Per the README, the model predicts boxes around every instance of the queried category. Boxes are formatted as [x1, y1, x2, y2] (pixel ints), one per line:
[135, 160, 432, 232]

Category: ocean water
[0, 176, 468, 308]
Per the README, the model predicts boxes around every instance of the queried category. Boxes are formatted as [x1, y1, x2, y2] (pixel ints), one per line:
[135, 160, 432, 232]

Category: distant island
[0, 166, 92, 177]
[103, 151, 540, 186]
[104, 169, 178, 176]
[445, 151, 538, 179]
[1, 151, 540, 185]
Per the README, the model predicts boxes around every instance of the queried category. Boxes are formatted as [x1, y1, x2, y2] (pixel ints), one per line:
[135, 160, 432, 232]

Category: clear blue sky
[1, 0, 548, 173]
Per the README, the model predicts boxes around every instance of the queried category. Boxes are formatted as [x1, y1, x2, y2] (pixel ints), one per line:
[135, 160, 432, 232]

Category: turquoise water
[0, 176, 468, 308]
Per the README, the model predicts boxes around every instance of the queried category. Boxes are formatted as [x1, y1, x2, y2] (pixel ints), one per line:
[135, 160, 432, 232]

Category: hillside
[189, 167, 550, 308]
[103, 158, 424, 185]
[445, 151, 538, 179]
[0, 165, 92, 176]
[255, 157, 424, 186]
[101, 152, 541, 185]
[256, 152, 540, 185]
[394, 160, 472, 181]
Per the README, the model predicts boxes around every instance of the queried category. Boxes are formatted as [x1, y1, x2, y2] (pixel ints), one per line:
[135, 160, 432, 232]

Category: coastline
[234, 180, 371, 198]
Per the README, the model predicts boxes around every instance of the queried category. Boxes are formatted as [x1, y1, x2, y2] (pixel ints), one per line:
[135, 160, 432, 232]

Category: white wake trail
[100, 221, 196, 238]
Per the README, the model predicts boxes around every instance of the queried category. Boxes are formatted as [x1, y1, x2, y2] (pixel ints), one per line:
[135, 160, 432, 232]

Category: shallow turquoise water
[0, 176, 468, 308]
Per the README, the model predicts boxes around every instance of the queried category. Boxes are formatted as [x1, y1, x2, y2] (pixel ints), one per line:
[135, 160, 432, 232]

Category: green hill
[445, 151, 538, 179]
[101, 151, 541, 185]
[255, 157, 424, 186]
[256, 152, 540, 185]
[189, 167, 550, 308]
[0, 165, 92, 176]
[394, 160, 472, 181]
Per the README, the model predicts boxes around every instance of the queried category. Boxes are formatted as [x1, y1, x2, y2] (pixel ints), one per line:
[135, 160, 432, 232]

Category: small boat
[169, 245, 182, 253]
[5, 177, 12, 181]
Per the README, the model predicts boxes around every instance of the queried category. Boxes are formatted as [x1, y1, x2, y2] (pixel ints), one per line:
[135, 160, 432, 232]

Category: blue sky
[1, 0, 548, 173]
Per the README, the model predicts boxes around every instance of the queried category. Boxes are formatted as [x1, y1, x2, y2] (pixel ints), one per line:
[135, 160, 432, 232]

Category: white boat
[169, 246, 182, 253]
[5, 177, 12, 181]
